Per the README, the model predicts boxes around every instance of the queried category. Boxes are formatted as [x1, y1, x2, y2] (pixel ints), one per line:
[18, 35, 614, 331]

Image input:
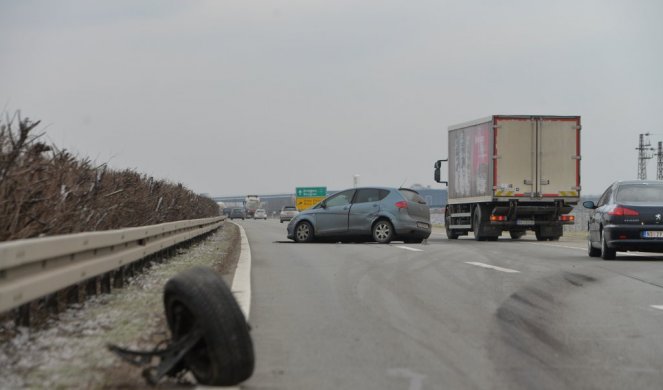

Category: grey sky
[2, 0, 662, 196]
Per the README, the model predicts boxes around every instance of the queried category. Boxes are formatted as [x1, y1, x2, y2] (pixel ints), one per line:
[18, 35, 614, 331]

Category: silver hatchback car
[287, 187, 431, 243]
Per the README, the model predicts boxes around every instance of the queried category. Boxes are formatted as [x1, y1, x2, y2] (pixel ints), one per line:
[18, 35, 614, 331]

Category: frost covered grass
[0, 223, 239, 389]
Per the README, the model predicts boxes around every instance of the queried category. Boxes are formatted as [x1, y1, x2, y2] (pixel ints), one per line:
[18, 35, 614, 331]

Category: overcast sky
[2, 0, 662, 197]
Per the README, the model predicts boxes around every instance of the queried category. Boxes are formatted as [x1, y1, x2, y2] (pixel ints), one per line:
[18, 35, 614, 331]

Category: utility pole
[658, 141, 663, 180]
[636, 133, 654, 180]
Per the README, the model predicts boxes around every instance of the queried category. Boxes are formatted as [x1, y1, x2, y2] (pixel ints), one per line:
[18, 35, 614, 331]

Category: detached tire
[164, 267, 254, 386]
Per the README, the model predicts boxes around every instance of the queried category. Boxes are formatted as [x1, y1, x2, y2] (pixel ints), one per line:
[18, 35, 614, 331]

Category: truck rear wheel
[473, 206, 485, 241]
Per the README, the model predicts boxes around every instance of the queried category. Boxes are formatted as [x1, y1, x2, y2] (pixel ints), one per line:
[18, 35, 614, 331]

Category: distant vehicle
[280, 206, 299, 223]
[286, 187, 431, 244]
[584, 180, 663, 260]
[223, 207, 232, 216]
[244, 195, 261, 218]
[254, 209, 267, 220]
[229, 208, 246, 220]
[435, 115, 580, 241]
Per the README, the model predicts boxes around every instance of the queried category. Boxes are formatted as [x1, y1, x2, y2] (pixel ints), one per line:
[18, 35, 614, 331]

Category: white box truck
[434, 115, 581, 241]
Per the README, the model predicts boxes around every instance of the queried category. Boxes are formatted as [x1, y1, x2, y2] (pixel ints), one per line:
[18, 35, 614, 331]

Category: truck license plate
[516, 220, 535, 226]
[642, 231, 663, 238]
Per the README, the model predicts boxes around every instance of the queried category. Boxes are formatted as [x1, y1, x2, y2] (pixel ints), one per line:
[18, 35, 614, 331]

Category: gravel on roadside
[0, 222, 240, 389]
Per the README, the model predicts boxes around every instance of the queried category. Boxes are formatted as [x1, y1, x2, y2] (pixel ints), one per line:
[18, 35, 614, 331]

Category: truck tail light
[490, 215, 506, 221]
[608, 206, 639, 217]
[560, 215, 575, 222]
[395, 201, 408, 209]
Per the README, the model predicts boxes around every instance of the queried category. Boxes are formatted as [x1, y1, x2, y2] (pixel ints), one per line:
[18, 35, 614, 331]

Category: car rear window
[283, 206, 296, 211]
[616, 184, 663, 203]
[399, 189, 427, 204]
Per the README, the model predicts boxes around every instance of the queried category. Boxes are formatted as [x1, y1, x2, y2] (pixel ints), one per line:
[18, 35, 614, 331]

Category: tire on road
[588, 234, 601, 257]
[164, 267, 254, 386]
[294, 221, 314, 243]
[601, 231, 616, 260]
[372, 219, 394, 244]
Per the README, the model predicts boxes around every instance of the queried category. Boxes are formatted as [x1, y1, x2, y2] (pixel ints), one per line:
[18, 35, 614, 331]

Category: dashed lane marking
[465, 262, 520, 273]
[395, 245, 424, 252]
[651, 305, 663, 311]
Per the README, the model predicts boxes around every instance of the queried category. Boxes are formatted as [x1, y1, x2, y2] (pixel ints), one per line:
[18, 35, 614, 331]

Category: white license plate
[516, 220, 535, 226]
[642, 231, 663, 238]
[417, 222, 429, 229]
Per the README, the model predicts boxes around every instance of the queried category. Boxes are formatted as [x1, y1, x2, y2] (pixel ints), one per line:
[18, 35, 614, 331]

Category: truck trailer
[434, 115, 581, 241]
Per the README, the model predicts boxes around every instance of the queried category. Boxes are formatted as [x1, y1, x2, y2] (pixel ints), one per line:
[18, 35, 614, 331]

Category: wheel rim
[296, 224, 310, 241]
[375, 223, 391, 241]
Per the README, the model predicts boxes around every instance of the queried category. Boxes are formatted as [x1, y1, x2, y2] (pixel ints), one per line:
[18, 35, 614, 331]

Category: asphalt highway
[237, 219, 663, 390]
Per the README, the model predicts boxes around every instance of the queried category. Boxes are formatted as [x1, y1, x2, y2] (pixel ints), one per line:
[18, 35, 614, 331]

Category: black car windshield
[616, 184, 663, 203]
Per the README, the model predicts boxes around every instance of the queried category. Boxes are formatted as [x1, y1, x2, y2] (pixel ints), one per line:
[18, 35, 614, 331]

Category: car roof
[614, 180, 663, 186]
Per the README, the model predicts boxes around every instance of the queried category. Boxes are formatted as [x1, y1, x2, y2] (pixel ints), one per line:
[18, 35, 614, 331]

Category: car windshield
[616, 184, 663, 203]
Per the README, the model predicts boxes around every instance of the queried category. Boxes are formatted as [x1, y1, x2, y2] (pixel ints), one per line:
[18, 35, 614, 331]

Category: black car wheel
[373, 219, 394, 243]
[294, 221, 314, 243]
[588, 234, 600, 257]
[600, 231, 616, 260]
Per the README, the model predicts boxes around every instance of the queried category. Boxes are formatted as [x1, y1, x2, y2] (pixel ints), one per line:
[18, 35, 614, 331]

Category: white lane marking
[524, 241, 585, 251]
[651, 305, 663, 311]
[231, 223, 252, 321]
[395, 245, 424, 252]
[465, 262, 520, 273]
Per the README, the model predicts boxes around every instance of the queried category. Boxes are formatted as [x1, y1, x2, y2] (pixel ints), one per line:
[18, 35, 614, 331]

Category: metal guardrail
[0, 216, 225, 314]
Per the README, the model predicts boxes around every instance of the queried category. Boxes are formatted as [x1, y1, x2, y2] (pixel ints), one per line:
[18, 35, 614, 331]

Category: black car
[584, 180, 663, 259]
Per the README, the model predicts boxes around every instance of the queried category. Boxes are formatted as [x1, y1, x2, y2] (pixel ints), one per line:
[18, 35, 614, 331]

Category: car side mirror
[320, 201, 327, 209]
[582, 201, 597, 209]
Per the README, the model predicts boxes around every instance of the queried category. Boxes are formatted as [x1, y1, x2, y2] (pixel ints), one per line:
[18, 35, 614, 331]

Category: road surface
[237, 219, 663, 390]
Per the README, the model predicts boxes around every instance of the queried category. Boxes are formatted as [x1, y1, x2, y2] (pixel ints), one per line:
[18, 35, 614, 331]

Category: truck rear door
[538, 117, 581, 198]
[494, 117, 536, 197]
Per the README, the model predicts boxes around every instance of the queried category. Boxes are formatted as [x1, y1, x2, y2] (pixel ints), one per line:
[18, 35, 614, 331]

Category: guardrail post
[67, 285, 80, 305]
[113, 269, 125, 289]
[101, 273, 111, 294]
[86, 277, 98, 296]
[16, 304, 31, 327]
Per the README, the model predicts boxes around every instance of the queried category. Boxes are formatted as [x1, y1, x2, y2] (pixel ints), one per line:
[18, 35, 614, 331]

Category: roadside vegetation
[0, 113, 219, 242]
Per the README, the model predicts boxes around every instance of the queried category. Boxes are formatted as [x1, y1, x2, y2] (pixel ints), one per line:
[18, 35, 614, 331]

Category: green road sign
[296, 187, 327, 197]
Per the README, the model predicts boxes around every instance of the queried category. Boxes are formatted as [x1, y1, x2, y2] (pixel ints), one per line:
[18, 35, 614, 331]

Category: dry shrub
[0, 113, 219, 242]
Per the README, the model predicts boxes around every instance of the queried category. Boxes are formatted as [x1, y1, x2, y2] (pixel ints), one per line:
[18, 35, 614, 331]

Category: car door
[349, 189, 384, 234]
[316, 189, 355, 236]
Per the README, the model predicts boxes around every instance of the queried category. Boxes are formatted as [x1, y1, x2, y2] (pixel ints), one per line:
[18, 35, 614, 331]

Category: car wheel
[600, 231, 616, 260]
[588, 233, 600, 257]
[372, 219, 394, 244]
[164, 267, 254, 386]
[294, 221, 314, 243]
